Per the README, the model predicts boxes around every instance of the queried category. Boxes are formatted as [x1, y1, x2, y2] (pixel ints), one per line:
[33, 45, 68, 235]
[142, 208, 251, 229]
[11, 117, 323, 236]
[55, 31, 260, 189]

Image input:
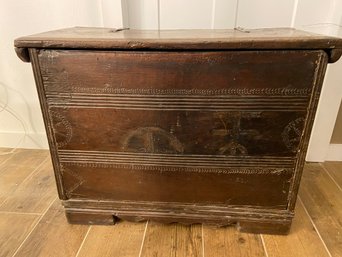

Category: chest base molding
[63, 199, 293, 234]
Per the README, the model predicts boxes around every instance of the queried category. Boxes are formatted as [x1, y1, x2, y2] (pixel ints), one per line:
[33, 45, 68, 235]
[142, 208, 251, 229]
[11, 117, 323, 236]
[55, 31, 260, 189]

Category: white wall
[0, 0, 123, 148]
[122, 0, 341, 30]
[1, 0, 342, 162]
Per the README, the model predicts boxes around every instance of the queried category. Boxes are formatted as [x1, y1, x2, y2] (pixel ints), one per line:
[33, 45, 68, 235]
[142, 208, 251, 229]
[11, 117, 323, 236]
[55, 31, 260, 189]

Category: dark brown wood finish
[15, 27, 342, 62]
[15, 28, 342, 234]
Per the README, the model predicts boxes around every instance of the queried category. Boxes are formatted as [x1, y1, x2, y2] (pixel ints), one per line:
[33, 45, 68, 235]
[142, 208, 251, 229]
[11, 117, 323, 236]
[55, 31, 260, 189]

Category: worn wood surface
[77, 222, 146, 257]
[39, 50, 319, 213]
[0, 158, 57, 213]
[62, 198, 293, 233]
[0, 148, 340, 256]
[29, 49, 66, 201]
[203, 226, 265, 257]
[0, 212, 40, 257]
[286, 49, 328, 211]
[0, 148, 14, 163]
[23, 40, 333, 233]
[14, 200, 89, 257]
[263, 200, 331, 257]
[299, 163, 342, 257]
[40, 50, 319, 95]
[0, 149, 48, 173]
[14, 28, 342, 233]
[321, 161, 342, 188]
[0, 149, 49, 205]
[140, 222, 202, 257]
[14, 28, 342, 56]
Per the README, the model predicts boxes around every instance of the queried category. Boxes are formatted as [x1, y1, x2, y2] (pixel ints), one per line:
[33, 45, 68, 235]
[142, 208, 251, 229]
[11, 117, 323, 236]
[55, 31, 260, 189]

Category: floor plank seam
[0, 155, 49, 209]
[1, 149, 340, 256]
[201, 224, 205, 257]
[11, 196, 57, 257]
[260, 235, 269, 257]
[320, 163, 342, 192]
[75, 226, 92, 257]
[17, 155, 50, 185]
[0, 150, 18, 167]
[0, 149, 17, 156]
[138, 221, 149, 257]
[298, 196, 333, 257]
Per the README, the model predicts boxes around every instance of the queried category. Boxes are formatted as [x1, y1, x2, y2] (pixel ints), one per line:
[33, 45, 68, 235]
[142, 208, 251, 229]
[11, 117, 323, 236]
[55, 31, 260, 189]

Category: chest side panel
[37, 50, 324, 209]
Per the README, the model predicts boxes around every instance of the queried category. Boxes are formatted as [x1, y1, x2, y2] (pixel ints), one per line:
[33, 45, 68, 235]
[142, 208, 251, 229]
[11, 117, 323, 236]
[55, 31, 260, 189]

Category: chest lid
[15, 27, 342, 63]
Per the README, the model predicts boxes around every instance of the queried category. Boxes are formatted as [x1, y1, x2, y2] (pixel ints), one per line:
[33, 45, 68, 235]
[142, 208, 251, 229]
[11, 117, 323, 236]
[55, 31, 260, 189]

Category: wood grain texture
[140, 222, 202, 257]
[60, 163, 293, 208]
[0, 147, 14, 164]
[15, 47, 30, 62]
[286, 50, 328, 211]
[36, 47, 326, 230]
[40, 50, 320, 95]
[77, 222, 146, 257]
[33, 47, 325, 230]
[29, 48, 66, 200]
[0, 149, 47, 172]
[0, 149, 49, 204]
[15, 28, 341, 233]
[14, 27, 342, 57]
[203, 225, 266, 257]
[63, 198, 293, 232]
[14, 200, 89, 257]
[0, 158, 57, 213]
[0, 212, 40, 257]
[263, 200, 330, 257]
[65, 210, 116, 225]
[321, 162, 342, 188]
[0, 149, 341, 256]
[299, 163, 342, 257]
[328, 48, 342, 63]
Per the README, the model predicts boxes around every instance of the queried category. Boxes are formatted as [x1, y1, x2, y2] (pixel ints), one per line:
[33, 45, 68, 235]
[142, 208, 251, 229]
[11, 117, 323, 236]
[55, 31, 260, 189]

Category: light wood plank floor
[0, 148, 341, 257]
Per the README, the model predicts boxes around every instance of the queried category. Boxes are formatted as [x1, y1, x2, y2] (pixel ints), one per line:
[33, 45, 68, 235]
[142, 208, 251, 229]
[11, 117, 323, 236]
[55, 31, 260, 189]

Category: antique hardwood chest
[15, 27, 342, 234]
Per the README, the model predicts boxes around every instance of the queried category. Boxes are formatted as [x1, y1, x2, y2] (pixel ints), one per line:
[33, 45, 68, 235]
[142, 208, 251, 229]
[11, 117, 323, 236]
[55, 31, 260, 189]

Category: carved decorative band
[46, 92, 309, 111]
[58, 150, 296, 171]
[62, 161, 293, 175]
[60, 87, 312, 96]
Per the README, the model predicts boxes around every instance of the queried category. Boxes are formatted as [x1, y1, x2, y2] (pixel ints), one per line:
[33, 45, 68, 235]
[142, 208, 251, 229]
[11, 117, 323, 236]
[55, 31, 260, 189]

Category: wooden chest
[15, 27, 342, 234]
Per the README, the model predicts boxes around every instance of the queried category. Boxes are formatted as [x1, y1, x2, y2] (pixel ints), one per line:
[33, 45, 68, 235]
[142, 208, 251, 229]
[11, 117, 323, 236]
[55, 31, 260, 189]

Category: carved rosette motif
[281, 117, 305, 153]
[50, 111, 73, 148]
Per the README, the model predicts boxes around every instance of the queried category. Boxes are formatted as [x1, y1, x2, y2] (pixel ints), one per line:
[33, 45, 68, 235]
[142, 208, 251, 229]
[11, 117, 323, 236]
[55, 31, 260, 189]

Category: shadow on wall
[0, 81, 44, 152]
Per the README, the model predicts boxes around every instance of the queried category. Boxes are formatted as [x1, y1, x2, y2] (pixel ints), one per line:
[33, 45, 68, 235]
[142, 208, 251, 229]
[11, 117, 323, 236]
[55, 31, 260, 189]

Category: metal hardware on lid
[110, 28, 130, 33]
[234, 27, 251, 33]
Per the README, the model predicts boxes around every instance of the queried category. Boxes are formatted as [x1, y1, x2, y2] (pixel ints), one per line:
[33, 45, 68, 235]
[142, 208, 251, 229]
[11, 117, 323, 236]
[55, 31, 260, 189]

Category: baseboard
[0, 131, 48, 149]
[325, 144, 342, 161]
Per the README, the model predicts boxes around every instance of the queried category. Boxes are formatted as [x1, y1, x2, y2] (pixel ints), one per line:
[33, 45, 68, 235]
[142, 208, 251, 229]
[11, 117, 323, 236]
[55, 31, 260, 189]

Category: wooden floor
[0, 148, 341, 257]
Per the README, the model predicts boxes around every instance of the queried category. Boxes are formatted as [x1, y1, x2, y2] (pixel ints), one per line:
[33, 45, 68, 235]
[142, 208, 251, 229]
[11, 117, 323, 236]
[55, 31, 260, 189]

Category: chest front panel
[37, 50, 324, 209]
